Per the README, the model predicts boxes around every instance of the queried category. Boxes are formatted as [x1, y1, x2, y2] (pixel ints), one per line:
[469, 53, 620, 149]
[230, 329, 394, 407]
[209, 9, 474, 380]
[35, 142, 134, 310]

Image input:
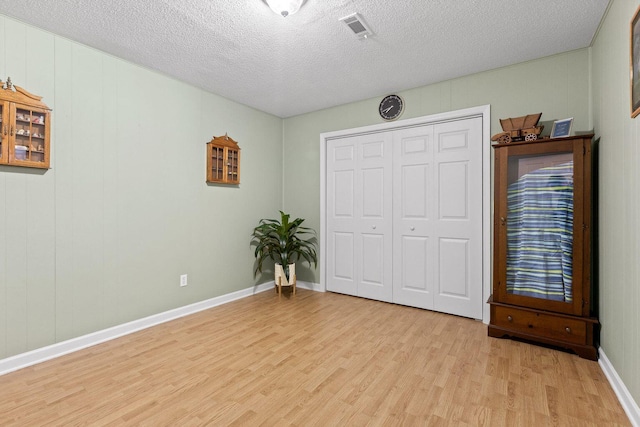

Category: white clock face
[379, 94, 404, 121]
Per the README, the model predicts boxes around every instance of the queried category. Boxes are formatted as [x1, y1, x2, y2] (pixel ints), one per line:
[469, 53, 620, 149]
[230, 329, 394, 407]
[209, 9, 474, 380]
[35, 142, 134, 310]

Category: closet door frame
[320, 105, 492, 323]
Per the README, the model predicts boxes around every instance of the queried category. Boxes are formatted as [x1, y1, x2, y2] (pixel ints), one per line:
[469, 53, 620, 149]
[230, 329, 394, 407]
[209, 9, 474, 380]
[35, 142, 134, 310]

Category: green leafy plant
[251, 211, 318, 279]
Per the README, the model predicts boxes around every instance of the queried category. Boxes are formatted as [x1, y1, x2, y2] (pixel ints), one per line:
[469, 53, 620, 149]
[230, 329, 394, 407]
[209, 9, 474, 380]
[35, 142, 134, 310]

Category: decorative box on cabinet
[0, 77, 51, 169]
[488, 135, 598, 360]
[206, 134, 240, 184]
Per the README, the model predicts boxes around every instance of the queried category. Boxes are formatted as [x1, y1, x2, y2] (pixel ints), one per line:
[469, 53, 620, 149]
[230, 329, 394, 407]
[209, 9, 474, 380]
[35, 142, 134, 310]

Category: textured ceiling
[0, 0, 609, 118]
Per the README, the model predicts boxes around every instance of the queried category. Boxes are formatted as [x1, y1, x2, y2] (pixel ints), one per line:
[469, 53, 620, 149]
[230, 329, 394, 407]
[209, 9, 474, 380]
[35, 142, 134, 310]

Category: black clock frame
[379, 94, 404, 121]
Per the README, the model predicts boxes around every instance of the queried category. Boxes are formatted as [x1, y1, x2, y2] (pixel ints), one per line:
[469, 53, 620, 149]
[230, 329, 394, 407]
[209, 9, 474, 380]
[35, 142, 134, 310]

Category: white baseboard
[0, 281, 289, 376]
[599, 348, 640, 427]
[297, 280, 324, 292]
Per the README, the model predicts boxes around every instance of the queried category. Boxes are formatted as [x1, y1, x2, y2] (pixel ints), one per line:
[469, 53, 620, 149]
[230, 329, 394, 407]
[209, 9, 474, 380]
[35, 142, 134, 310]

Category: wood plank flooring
[0, 289, 630, 426]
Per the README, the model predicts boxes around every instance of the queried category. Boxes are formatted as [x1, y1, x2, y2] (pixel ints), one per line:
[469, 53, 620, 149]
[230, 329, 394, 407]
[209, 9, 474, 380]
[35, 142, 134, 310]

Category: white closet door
[326, 133, 393, 302]
[357, 133, 393, 302]
[432, 117, 483, 319]
[326, 115, 483, 319]
[326, 137, 358, 296]
[392, 125, 435, 309]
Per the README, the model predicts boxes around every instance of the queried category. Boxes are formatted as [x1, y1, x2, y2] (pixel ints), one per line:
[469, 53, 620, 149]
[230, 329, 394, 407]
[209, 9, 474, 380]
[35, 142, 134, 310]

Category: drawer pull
[565, 327, 572, 334]
[507, 315, 513, 322]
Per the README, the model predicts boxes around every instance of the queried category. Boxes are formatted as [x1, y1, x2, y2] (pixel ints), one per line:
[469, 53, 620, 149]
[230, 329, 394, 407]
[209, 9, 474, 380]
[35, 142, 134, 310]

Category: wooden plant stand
[275, 264, 296, 297]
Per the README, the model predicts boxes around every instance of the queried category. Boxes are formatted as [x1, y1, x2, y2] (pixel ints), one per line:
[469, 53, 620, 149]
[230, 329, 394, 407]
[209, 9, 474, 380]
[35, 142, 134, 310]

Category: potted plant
[251, 211, 318, 293]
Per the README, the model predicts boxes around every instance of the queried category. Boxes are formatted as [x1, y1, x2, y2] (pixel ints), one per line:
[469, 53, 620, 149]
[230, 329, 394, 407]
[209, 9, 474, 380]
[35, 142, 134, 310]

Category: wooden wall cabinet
[0, 78, 51, 169]
[488, 135, 598, 360]
[206, 134, 240, 184]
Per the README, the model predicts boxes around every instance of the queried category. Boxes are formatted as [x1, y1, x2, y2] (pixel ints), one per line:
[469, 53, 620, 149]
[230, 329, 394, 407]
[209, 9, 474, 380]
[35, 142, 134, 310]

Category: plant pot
[274, 263, 296, 296]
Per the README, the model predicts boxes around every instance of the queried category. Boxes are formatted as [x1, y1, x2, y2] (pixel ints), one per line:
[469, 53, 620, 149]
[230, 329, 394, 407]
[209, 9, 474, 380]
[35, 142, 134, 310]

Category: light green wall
[283, 49, 592, 283]
[0, 15, 283, 359]
[592, 0, 640, 406]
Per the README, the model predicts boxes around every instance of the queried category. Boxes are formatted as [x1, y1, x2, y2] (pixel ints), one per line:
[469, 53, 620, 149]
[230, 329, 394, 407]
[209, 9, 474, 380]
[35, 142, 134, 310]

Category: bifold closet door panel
[326, 137, 358, 296]
[326, 133, 393, 302]
[392, 125, 435, 310]
[356, 132, 393, 302]
[431, 117, 483, 319]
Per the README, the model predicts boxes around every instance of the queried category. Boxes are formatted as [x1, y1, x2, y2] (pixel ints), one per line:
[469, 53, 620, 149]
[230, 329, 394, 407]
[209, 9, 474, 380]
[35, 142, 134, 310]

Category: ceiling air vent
[339, 13, 373, 39]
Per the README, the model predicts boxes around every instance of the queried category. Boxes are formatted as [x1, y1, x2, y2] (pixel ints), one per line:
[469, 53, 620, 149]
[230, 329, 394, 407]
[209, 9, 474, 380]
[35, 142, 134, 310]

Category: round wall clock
[379, 94, 404, 121]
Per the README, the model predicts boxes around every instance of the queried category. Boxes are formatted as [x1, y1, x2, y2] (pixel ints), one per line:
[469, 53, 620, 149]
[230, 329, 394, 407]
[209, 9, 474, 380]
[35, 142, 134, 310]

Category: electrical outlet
[180, 274, 188, 287]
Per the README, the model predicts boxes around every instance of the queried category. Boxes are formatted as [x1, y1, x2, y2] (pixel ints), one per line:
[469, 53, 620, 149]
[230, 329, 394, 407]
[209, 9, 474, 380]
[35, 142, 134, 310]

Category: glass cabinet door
[493, 137, 590, 316]
[505, 150, 575, 303]
[210, 146, 224, 181]
[227, 149, 239, 183]
[13, 106, 48, 165]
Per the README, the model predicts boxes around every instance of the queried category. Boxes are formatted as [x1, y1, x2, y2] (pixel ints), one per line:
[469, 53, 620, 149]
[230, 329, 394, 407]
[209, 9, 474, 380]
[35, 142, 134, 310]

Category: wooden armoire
[488, 134, 598, 360]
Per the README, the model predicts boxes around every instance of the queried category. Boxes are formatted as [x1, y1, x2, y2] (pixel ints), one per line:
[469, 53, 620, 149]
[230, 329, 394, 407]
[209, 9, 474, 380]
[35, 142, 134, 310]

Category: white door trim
[320, 105, 492, 323]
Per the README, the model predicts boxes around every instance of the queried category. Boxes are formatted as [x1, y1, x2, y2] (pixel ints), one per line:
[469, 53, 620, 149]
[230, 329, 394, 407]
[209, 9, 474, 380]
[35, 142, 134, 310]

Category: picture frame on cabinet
[631, 4, 640, 118]
[550, 118, 573, 138]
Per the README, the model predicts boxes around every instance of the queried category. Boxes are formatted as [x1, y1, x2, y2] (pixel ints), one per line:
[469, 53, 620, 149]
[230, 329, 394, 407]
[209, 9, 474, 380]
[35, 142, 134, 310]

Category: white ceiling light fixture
[265, 0, 303, 17]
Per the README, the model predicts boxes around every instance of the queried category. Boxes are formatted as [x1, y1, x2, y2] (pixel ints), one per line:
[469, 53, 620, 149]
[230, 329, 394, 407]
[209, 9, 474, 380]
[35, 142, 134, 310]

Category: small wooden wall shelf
[0, 77, 51, 169]
[207, 134, 240, 185]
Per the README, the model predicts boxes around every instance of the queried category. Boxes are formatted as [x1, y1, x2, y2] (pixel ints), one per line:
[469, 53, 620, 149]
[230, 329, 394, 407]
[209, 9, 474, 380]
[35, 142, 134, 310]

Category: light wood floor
[0, 289, 630, 426]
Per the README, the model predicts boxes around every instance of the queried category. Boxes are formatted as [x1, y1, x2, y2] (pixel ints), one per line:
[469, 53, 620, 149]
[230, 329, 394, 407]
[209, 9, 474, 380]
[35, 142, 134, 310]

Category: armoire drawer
[492, 305, 587, 345]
